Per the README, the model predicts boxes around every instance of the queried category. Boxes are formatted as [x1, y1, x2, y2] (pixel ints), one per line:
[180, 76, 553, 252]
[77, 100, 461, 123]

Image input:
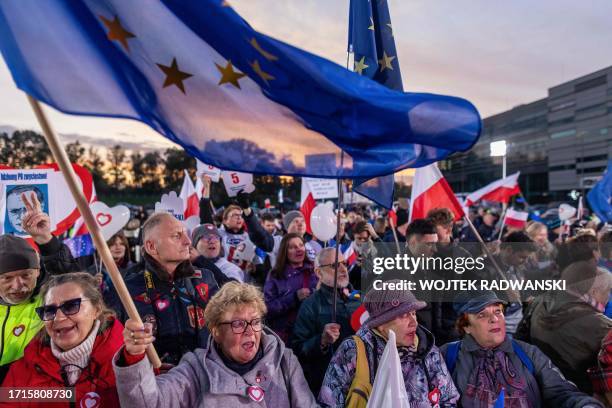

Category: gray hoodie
[113, 328, 318, 407]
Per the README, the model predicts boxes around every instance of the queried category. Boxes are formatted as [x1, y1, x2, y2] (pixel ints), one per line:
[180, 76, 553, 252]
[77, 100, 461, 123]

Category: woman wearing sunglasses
[114, 281, 318, 407]
[2, 272, 123, 407]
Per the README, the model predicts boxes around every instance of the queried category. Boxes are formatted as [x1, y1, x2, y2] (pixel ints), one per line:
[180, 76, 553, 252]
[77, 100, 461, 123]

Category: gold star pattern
[99, 15, 135, 51]
[215, 60, 246, 89]
[250, 38, 278, 61]
[221, 0, 231, 6]
[368, 18, 374, 31]
[378, 51, 396, 71]
[354, 56, 369, 75]
[156, 58, 193, 94]
[249, 60, 275, 85]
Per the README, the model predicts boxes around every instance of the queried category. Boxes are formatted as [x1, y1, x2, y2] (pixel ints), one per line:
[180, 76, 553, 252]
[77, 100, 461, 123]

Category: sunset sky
[1, 0, 611, 152]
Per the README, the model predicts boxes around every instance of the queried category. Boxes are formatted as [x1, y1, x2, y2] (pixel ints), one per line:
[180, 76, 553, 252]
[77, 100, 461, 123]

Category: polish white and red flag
[300, 178, 316, 235]
[180, 170, 199, 219]
[503, 208, 529, 229]
[465, 172, 521, 207]
[409, 163, 464, 222]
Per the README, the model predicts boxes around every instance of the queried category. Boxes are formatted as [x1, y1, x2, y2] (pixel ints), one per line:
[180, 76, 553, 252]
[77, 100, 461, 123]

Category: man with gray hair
[119, 212, 221, 367]
[290, 247, 361, 395]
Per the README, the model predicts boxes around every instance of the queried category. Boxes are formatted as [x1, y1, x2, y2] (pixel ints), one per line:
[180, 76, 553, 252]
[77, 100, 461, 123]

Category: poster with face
[0, 169, 53, 236]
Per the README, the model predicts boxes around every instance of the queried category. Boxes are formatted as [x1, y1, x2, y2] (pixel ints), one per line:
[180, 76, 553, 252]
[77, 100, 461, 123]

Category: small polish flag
[465, 172, 521, 207]
[300, 178, 316, 235]
[409, 163, 464, 222]
[180, 170, 199, 219]
[503, 208, 529, 229]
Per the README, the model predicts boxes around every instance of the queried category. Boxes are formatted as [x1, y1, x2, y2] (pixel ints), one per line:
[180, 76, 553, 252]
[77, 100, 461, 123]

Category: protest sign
[155, 191, 185, 221]
[196, 159, 221, 182]
[304, 177, 339, 199]
[222, 171, 255, 197]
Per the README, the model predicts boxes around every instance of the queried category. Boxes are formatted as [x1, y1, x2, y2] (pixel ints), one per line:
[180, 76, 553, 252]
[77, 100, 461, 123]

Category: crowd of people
[0, 177, 611, 407]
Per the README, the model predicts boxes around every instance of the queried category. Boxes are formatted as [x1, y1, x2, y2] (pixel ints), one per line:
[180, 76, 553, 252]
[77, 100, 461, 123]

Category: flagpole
[331, 179, 343, 323]
[497, 207, 509, 241]
[27, 95, 162, 368]
[388, 216, 401, 253]
[463, 215, 520, 302]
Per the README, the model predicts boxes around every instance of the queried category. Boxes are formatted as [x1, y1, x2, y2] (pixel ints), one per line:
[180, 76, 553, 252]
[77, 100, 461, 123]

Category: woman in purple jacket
[264, 233, 318, 343]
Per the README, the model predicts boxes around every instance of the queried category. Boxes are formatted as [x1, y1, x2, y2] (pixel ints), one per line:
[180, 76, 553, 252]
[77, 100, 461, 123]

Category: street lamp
[490, 140, 507, 178]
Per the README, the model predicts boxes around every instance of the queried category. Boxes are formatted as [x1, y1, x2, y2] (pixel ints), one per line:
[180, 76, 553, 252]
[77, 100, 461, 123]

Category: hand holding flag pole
[27, 95, 162, 369]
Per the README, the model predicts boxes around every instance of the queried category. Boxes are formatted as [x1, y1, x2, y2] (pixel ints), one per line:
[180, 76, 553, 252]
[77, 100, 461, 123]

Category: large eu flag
[0, 0, 481, 181]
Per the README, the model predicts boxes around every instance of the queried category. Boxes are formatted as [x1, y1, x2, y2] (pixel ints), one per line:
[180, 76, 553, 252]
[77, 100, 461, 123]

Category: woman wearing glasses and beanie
[2, 272, 124, 407]
[113, 281, 318, 407]
[319, 281, 459, 407]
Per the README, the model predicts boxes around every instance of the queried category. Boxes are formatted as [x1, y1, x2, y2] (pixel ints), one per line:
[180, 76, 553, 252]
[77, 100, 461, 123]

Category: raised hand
[123, 319, 155, 356]
[21, 192, 53, 244]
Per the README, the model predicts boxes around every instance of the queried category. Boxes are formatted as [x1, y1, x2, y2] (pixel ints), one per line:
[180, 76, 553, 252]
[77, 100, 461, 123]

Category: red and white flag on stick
[503, 208, 529, 229]
[300, 178, 316, 235]
[409, 163, 465, 222]
[179, 170, 199, 219]
[465, 172, 521, 207]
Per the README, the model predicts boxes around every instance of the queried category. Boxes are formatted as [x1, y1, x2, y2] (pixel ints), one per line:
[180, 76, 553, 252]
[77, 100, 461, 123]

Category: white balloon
[558, 204, 576, 221]
[310, 202, 337, 241]
[90, 201, 130, 241]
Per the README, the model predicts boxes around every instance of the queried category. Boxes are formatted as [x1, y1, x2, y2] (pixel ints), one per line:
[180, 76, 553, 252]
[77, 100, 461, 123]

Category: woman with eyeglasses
[2, 272, 123, 407]
[264, 233, 318, 343]
[113, 281, 318, 407]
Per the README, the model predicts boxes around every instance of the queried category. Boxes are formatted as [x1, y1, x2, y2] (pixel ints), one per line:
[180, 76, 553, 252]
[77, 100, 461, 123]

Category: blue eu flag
[587, 161, 612, 223]
[349, 0, 403, 207]
[0, 0, 480, 181]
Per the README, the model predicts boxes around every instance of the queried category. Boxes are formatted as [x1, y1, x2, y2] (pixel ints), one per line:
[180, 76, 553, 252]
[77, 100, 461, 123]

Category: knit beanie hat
[0, 235, 39, 274]
[191, 224, 221, 248]
[283, 210, 304, 230]
[363, 280, 427, 328]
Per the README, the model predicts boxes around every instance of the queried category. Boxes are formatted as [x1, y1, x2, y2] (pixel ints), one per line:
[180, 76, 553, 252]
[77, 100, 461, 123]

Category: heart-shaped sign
[0, 163, 94, 237]
[90, 201, 130, 241]
[155, 298, 170, 312]
[247, 385, 265, 403]
[12, 324, 25, 337]
[79, 392, 101, 408]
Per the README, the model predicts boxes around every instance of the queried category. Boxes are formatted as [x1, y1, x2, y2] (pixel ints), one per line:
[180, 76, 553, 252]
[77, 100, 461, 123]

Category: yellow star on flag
[378, 51, 396, 71]
[368, 18, 374, 31]
[156, 58, 193, 94]
[250, 38, 278, 61]
[250, 60, 275, 85]
[387, 23, 393, 36]
[215, 60, 246, 89]
[99, 15, 135, 51]
[354, 56, 369, 75]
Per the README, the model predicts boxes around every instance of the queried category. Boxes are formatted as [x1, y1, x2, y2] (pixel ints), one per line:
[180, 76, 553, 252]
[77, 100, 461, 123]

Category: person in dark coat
[290, 247, 361, 394]
[264, 233, 317, 343]
[117, 212, 221, 366]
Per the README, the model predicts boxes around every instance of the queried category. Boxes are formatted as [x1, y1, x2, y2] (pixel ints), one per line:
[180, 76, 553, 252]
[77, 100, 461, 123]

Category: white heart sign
[89, 202, 130, 241]
[558, 204, 576, 221]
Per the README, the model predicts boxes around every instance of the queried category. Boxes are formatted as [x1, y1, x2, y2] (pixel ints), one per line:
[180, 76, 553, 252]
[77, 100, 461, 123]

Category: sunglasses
[35, 298, 90, 321]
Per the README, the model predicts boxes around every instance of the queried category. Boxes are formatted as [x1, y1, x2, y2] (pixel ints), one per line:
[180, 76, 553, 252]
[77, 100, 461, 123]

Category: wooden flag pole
[27, 95, 162, 368]
[388, 216, 401, 253]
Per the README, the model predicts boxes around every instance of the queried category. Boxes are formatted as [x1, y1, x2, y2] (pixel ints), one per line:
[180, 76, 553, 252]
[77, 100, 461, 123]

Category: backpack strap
[511, 340, 534, 375]
[353, 335, 370, 384]
[444, 341, 461, 374]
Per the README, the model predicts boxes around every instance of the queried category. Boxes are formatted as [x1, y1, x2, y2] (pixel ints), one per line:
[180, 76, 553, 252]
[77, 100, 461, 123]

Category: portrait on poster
[4, 183, 49, 236]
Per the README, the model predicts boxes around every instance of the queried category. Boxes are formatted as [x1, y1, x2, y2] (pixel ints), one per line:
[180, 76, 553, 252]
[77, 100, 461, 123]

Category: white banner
[304, 177, 338, 199]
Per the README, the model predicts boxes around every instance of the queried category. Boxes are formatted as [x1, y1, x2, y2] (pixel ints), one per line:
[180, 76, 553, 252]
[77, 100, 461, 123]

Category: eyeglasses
[319, 261, 348, 269]
[35, 298, 90, 321]
[229, 213, 243, 219]
[219, 318, 263, 334]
